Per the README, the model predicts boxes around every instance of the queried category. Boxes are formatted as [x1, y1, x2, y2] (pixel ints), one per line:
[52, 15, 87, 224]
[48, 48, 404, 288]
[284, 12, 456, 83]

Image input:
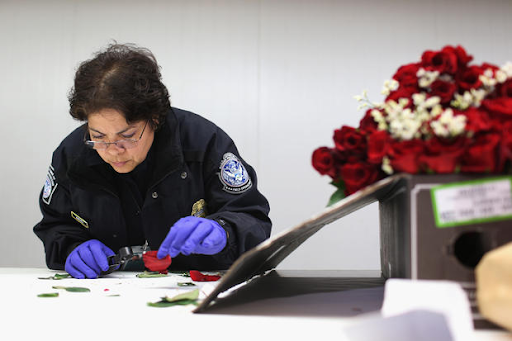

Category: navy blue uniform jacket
[33, 108, 272, 270]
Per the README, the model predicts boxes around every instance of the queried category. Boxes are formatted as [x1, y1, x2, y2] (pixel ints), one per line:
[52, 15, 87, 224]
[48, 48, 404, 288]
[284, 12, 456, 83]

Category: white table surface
[1, 268, 510, 341]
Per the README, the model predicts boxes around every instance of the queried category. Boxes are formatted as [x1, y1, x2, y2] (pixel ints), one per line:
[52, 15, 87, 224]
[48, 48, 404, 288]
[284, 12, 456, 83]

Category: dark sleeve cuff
[211, 217, 238, 257]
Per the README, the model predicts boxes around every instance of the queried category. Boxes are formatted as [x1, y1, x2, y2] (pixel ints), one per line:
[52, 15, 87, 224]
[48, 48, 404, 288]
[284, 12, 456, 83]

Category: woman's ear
[151, 116, 161, 130]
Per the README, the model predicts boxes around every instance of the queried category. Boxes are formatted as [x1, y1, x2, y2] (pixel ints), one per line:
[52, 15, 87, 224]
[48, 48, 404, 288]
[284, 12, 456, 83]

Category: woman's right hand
[65, 239, 115, 279]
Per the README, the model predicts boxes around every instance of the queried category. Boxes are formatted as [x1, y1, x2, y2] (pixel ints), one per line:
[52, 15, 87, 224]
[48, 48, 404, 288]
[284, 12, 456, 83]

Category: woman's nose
[105, 142, 124, 155]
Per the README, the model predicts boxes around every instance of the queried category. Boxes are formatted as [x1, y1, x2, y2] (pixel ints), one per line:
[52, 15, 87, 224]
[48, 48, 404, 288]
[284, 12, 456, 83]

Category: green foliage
[37, 293, 59, 297]
[327, 181, 346, 206]
[177, 282, 196, 287]
[147, 289, 199, 308]
[38, 273, 71, 280]
[136, 271, 168, 278]
[52, 286, 90, 292]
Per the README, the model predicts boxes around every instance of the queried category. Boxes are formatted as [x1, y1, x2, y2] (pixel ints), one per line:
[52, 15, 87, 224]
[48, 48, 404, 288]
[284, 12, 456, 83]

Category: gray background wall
[1, 0, 511, 270]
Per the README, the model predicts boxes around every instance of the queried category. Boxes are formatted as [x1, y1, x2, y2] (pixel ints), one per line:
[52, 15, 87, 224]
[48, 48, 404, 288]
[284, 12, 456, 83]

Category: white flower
[381, 79, 399, 95]
[471, 88, 487, 107]
[417, 68, 440, 88]
[430, 108, 467, 138]
[412, 93, 427, 106]
[371, 109, 383, 120]
[430, 104, 443, 118]
[431, 121, 448, 137]
[371, 109, 388, 131]
[496, 70, 508, 83]
[451, 88, 488, 110]
[480, 68, 498, 87]
[382, 156, 393, 175]
[354, 89, 381, 110]
[357, 103, 369, 110]
[501, 62, 512, 78]
[424, 96, 441, 108]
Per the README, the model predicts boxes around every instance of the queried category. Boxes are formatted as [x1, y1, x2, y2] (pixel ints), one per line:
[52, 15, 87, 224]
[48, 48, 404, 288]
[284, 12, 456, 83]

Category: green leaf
[147, 299, 199, 308]
[147, 289, 200, 308]
[327, 188, 346, 206]
[38, 273, 71, 280]
[37, 292, 59, 298]
[136, 271, 168, 278]
[164, 289, 199, 302]
[168, 271, 191, 277]
[52, 286, 90, 292]
[177, 282, 196, 287]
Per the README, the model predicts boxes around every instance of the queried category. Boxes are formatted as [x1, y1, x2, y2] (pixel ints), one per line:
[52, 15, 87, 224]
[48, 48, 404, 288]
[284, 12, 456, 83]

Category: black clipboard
[194, 174, 407, 313]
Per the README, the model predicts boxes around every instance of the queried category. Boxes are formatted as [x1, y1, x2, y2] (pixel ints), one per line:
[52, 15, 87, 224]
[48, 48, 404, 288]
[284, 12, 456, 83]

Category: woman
[33, 43, 272, 279]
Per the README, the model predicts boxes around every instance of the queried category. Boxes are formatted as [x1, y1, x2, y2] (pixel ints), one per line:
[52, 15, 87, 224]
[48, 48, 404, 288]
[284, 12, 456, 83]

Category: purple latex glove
[65, 239, 115, 279]
[157, 216, 227, 259]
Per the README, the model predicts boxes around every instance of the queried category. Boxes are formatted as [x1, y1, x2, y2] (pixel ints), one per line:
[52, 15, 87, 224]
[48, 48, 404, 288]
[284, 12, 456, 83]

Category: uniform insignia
[71, 211, 89, 229]
[42, 165, 58, 205]
[218, 153, 252, 194]
[191, 199, 208, 218]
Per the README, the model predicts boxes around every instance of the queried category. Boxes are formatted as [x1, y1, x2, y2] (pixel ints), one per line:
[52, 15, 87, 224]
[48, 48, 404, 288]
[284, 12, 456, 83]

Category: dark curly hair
[68, 43, 170, 130]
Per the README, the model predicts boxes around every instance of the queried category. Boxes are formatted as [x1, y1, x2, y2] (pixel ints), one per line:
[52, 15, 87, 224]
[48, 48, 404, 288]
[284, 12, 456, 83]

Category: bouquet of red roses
[312, 45, 512, 205]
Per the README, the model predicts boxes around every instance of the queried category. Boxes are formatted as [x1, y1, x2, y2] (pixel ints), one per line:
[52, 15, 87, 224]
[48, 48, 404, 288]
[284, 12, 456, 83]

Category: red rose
[367, 130, 391, 164]
[419, 136, 468, 173]
[340, 162, 381, 195]
[460, 133, 500, 173]
[481, 62, 500, 75]
[430, 80, 457, 104]
[499, 121, 512, 170]
[421, 47, 458, 75]
[443, 45, 473, 69]
[359, 109, 379, 134]
[392, 63, 421, 87]
[386, 87, 416, 104]
[389, 139, 425, 174]
[456, 65, 484, 91]
[461, 108, 492, 134]
[481, 98, 512, 118]
[312, 147, 337, 178]
[388, 64, 420, 103]
[333, 126, 367, 156]
[499, 79, 512, 98]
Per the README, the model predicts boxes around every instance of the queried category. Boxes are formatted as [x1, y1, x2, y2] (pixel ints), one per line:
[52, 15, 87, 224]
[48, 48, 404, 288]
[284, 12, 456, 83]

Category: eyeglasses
[84, 121, 148, 150]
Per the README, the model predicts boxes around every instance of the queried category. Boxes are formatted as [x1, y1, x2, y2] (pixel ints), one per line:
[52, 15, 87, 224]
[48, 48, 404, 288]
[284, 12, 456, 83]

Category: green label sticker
[431, 176, 512, 228]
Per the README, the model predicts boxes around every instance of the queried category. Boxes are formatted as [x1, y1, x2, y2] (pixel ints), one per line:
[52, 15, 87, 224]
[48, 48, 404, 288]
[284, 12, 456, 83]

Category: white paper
[381, 279, 474, 341]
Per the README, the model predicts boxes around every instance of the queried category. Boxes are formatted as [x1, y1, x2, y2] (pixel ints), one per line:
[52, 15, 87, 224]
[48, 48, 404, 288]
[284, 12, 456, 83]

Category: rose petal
[142, 251, 172, 273]
[189, 270, 221, 282]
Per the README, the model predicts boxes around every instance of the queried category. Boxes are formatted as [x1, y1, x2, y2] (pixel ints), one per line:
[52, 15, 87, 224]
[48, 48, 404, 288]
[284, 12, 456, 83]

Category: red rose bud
[142, 251, 172, 273]
[190, 270, 221, 282]
[367, 130, 391, 164]
[500, 79, 512, 98]
[482, 98, 512, 118]
[333, 126, 367, 154]
[460, 133, 500, 173]
[430, 80, 457, 104]
[421, 47, 458, 75]
[457, 65, 485, 91]
[312, 147, 335, 177]
[340, 162, 381, 195]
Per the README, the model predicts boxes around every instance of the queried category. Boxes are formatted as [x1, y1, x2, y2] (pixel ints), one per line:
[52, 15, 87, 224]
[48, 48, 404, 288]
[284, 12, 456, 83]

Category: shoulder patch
[218, 153, 252, 194]
[42, 165, 58, 205]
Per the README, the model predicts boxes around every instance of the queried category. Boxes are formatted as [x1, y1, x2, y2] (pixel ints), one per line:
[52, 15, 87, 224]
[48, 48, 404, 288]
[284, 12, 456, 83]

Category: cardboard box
[379, 174, 512, 282]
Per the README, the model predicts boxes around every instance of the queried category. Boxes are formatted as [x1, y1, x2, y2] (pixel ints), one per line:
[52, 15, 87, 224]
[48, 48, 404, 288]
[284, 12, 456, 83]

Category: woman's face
[87, 109, 154, 173]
